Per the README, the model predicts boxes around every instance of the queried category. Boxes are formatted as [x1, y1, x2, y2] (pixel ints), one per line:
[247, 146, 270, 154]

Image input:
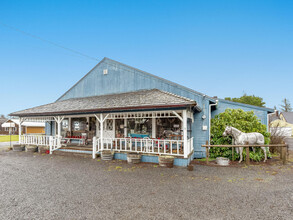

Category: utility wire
[0, 21, 100, 62]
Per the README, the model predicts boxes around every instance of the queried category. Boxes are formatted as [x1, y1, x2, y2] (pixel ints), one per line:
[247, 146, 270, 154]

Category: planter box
[159, 156, 174, 168]
[127, 153, 141, 164]
[13, 144, 25, 152]
[216, 157, 230, 166]
[101, 150, 114, 161]
[38, 146, 49, 154]
[25, 145, 38, 153]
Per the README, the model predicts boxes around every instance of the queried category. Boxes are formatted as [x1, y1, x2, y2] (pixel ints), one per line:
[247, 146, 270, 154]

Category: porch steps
[53, 146, 94, 158]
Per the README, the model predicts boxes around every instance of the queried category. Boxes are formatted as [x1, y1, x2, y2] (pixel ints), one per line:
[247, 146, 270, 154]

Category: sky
[0, 0, 292, 116]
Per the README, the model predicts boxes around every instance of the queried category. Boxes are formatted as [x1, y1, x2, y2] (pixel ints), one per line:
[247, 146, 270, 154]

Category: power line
[0, 21, 100, 62]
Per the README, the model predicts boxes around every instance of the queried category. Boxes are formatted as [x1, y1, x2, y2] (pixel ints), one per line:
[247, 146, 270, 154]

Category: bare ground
[0, 151, 293, 220]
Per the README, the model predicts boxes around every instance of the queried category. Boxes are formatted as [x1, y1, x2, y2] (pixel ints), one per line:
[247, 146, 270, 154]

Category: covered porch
[19, 109, 194, 158]
[11, 89, 198, 166]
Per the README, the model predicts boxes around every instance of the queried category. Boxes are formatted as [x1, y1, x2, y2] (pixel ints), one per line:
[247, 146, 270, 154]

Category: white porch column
[96, 118, 99, 137]
[100, 114, 104, 151]
[152, 118, 156, 138]
[54, 116, 64, 149]
[18, 117, 23, 144]
[124, 119, 127, 137]
[68, 117, 71, 133]
[183, 110, 188, 158]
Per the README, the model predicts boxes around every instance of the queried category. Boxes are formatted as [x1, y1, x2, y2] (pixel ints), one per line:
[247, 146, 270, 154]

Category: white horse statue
[223, 126, 268, 163]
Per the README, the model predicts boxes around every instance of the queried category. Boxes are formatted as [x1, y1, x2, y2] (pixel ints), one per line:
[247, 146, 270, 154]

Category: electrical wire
[0, 21, 100, 62]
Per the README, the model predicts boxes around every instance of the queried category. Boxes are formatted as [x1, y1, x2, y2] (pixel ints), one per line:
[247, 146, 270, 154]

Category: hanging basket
[101, 150, 114, 161]
[127, 153, 141, 164]
[216, 157, 230, 166]
[12, 144, 25, 152]
[159, 156, 174, 168]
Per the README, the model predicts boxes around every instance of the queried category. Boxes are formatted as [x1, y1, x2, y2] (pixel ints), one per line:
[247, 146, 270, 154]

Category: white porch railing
[20, 135, 60, 154]
[20, 135, 51, 146]
[92, 137, 194, 159]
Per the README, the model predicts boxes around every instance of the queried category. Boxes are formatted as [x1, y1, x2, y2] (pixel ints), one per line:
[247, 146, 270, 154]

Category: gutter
[209, 100, 218, 144]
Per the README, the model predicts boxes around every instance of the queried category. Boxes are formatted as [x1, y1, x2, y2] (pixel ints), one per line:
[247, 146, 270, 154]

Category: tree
[225, 94, 266, 107]
[280, 98, 292, 112]
[210, 109, 270, 161]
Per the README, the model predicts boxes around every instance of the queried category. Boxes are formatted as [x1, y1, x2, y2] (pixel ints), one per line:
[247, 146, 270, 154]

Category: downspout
[209, 100, 218, 144]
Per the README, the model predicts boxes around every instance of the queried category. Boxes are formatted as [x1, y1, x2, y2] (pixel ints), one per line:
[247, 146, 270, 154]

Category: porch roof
[10, 89, 197, 117]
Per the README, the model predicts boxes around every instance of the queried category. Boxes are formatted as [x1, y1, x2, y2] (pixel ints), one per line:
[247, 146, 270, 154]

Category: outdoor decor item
[25, 145, 38, 152]
[187, 164, 194, 171]
[38, 146, 49, 154]
[127, 153, 141, 164]
[12, 144, 25, 152]
[216, 157, 230, 166]
[223, 126, 268, 163]
[101, 150, 114, 161]
[159, 156, 174, 168]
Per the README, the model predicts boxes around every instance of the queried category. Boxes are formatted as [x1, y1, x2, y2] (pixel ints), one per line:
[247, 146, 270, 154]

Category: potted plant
[127, 153, 141, 164]
[12, 144, 25, 152]
[101, 150, 114, 161]
[159, 155, 174, 168]
[25, 145, 38, 152]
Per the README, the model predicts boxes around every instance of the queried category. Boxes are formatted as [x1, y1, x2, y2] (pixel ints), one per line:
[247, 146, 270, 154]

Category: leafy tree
[225, 94, 265, 107]
[210, 109, 270, 161]
[280, 98, 292, 112]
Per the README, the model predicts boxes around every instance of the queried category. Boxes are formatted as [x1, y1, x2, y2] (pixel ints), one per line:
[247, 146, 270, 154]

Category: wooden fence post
[206, 140, 209, 165]
[282, 145, 287, 165]
[245, 142, 250, 165]
[232, 147, 234, 161]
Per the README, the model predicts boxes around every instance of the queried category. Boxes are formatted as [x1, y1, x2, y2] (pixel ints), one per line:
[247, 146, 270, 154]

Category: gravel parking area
[1, 151, 293, 220]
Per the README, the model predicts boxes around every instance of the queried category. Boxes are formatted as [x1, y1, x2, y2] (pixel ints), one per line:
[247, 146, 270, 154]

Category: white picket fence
[92, 137, 193, 159]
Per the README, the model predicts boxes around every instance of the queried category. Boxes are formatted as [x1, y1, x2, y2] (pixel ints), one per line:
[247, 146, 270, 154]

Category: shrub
[210, 109, 270, 160]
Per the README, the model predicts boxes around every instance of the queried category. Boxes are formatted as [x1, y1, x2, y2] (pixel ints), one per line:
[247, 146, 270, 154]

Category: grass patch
[0, 135, 19, 142]
[195, 157, 216, 162]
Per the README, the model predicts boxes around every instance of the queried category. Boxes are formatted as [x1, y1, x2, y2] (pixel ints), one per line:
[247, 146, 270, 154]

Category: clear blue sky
[1, 0, 292, 116]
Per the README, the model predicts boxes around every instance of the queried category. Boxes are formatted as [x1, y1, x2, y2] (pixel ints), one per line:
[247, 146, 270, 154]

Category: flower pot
[127, 153, 141, 164]
[101, 150, 114, 161]
[159, 156, 174, 168]
[216, 157, 230, 166]
[13, 144, 25, 152]
[187, 165, 194, 171]
[25, 145, 38, 153]
[38, 146, 49, 154]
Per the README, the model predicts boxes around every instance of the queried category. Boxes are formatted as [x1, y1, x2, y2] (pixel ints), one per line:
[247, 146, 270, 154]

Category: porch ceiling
[10, 89, 197, 117]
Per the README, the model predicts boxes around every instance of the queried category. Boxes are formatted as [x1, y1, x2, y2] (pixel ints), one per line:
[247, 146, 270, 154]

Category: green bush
[210, 109, 270, 160]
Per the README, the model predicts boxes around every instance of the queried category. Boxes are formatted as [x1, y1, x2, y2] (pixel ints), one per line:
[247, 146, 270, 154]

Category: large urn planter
[101, 150, 114, 161]
[38, 146, 49, 154]
[12, 144, 25, 152]
[159, 156, 174, 168]
[25, 145, 38, 153]
[127, 153, 141, 164]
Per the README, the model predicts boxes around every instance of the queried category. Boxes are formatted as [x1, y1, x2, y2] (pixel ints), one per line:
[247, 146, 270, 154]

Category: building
[10, 58, 274, 166]
[0, 115, 8, 134]
[1, 119, 45, 135]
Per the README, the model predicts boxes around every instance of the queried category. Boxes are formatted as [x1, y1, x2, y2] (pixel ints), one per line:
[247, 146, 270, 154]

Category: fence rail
[202, 141, 288, 165]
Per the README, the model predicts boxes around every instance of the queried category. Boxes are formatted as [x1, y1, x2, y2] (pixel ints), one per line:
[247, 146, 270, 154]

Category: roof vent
[103, 69, 108, 75]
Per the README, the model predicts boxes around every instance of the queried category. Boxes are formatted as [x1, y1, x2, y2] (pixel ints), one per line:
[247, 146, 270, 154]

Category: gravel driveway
[0, 151, 293, 220]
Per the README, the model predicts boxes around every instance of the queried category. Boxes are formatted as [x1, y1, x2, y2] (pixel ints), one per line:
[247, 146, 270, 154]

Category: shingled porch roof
[10, 89, 197, 117]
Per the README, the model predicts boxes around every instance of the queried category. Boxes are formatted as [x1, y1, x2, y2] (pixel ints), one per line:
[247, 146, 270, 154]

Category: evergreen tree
[280, 98, 292, 112]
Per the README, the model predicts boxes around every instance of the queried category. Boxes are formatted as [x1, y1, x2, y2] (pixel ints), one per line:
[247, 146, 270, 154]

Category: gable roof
[56, 57, 215, 102]
[280, 112, 293, 124]
[10, 89, 197, 117]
